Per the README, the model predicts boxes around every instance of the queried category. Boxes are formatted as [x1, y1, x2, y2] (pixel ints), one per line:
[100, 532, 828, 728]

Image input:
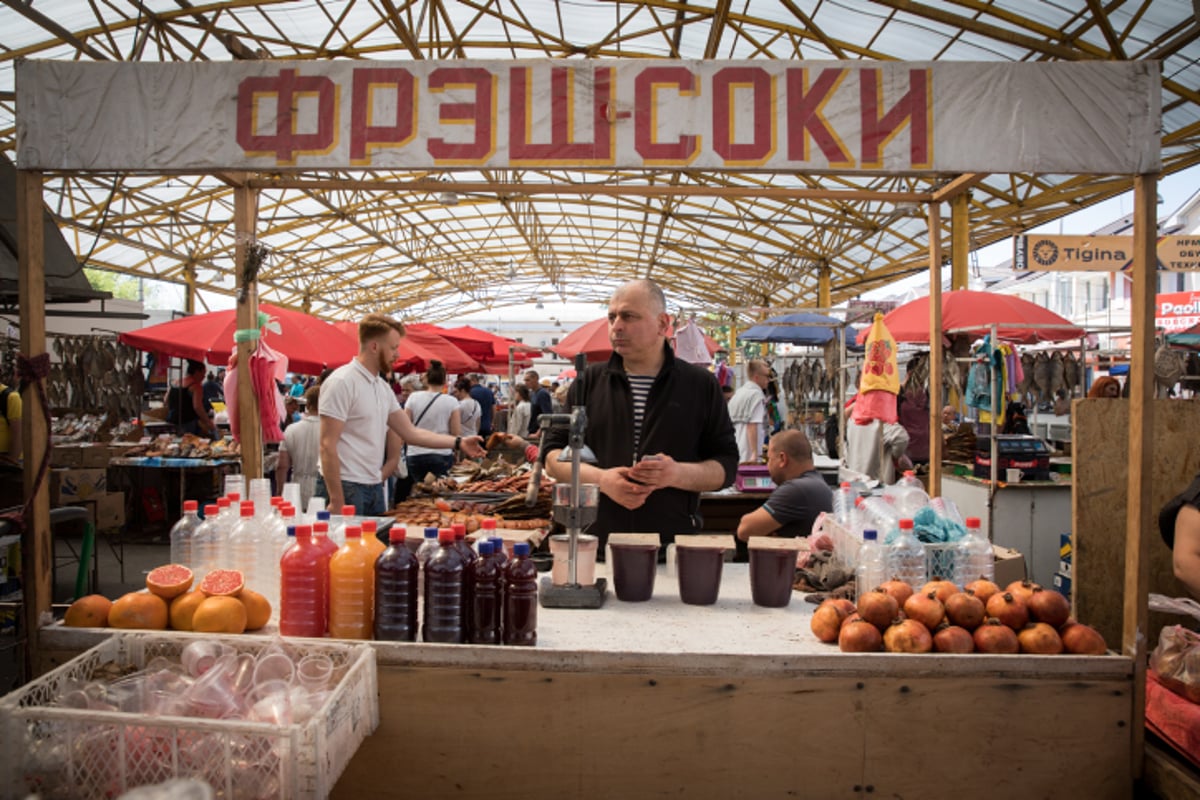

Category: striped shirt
[628, 374, 655, 454]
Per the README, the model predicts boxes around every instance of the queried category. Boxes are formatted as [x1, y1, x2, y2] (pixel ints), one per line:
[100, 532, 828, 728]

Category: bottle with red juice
[374, 527, 419, 641]
[423, 529, 465, 644]
[470, 540, 501, 644]
[278, 524, 329, 638]
[503, 542, 537, 647]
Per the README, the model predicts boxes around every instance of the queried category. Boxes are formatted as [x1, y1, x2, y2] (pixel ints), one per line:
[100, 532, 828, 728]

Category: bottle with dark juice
[374, 527, 418, 641]
[423, 529, 465, 643]
[503, 542, 537, 646]
[470, 540, 501, 644]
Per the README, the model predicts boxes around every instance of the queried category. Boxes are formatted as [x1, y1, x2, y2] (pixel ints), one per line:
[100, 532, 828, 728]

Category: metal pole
[989, 323, 999, 536]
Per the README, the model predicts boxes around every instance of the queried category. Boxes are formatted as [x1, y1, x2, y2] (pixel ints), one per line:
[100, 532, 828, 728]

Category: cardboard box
[48, 468, 107, 505]
[1053, 572, 1072, 597]
[88, 491, 125, 530]
[78, 444, 111, 468]
[50, 445, 82, 467]
[993, 545, 1026, 588]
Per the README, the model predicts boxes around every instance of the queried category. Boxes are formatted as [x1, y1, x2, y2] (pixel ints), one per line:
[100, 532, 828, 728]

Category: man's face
[751, 365, 770, 388]
[369, 329, 402, 375]
[942, 407, 956, 425]
[608, 288, 668, 362]
[524, 373, 538, 391]
[766, 442, 787, 484]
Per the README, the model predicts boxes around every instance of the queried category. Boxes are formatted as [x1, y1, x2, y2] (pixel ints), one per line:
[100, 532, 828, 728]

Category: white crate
[0, 633, 378, 800]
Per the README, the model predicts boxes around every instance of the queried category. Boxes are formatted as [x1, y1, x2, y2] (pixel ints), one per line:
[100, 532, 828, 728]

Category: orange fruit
[238, 588, 271, 631]
[146, 564, 195, 599]
[108, 592, 169, 630]
[191, 596, 248, 634]
[168, 590, 207, 631]
[199, 569, 245, 597]
[64, 595, 113, 628]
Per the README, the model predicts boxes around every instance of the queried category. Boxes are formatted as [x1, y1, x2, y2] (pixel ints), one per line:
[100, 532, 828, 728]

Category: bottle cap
[296, 525, 312, 541]
[281, 505, 295, 518]
[362, 520, 377, 533]
[481, 518, 497, 530]
[341, 505, 355, 516]
[217, 497, 231, 509]
[240, 502, 255, 517]
[899, 518, 914, 529]
[389, 527, 407, 544]
[840, 482, 850, 488]
[489, 536, 505, 552]
[513, 542, 530, 557]
[183, 500, 198, 513]
[863, 529, 878, 541]
[286, 525, 296, 538]
[438, 529, 454, 544]
[227, 492, 240, 502]
[204, 504, 219, 516]
[271, 497, 283, 507]
[314, 522, 329, 533]
[424, 527, 438, 539]
[345, 525, 362, 539]
[479, 541, 493, 556]
[855, 497, 865, 507]
[965, 516, 981, 528]
[452, 524, 466, 540]
[904, 470, 915, 477]
[317, 510, 331, 521]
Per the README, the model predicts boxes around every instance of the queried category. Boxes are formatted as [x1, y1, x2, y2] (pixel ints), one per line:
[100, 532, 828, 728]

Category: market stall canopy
[552, 317, 721, 362]
[856, 290, 1086, 345]
[1166, 321, 1200, 350]
[739, 312, 862, 350]
[119, 303, 356, 375]
[333, 321, 480, 374]
[433, 325, 542, 370]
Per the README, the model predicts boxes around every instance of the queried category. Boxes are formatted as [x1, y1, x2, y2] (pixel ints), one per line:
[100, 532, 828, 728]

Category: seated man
[736, 429, 833, 541]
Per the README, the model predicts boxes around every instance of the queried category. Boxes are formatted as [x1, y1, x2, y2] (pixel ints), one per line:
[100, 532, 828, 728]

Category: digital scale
[735, 464, 776, 493]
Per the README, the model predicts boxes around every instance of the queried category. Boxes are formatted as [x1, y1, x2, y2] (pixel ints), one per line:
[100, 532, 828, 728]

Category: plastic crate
[0, 633, 378, 800]
[925, 543, 957, 583]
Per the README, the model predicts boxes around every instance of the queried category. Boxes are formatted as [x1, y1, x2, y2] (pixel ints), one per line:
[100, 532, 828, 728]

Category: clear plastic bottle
[423, 529, 465, 644]
[279, 524, 329, 638]
[887, 471, 930, 518]
[855, 529, 888, 603]
[191, 503, 222, 576]
[832, 482, 854, 527]
[374, 527, 418, 642]
[278, 504, 298, 556]
[860, 496, 901, 540]
[470, 541, 501, 645]
[504, 542, 537, 647]
[416, 527, 440, 601]
[329, 525, 373, 639]
[169, 500, 201, 569]
[316, 509, 335, 546]
[953, 516, 994, 587]
[886, 518, 927, 590]
[227, 501, 264, 591]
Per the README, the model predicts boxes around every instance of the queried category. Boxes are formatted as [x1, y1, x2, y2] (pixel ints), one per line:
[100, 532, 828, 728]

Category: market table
[106, 457, 241, 539]
[35, 563, 1135, 798]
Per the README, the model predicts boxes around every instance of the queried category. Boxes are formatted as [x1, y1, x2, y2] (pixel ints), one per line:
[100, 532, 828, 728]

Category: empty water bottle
[832, 482, 854, 527]
[886, 518, 926, 590]
[953, 516, 994, 587]
[855, 529, 888, 603]
[169, 500, 201, 569]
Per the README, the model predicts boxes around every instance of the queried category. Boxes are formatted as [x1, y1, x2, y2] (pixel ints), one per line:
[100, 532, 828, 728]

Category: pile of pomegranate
[809, 578, 1109, 655]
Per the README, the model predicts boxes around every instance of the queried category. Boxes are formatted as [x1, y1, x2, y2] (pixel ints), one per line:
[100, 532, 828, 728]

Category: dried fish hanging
[47, 333, 144, 422]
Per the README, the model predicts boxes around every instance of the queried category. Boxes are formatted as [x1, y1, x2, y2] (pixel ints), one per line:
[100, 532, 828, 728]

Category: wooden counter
[37, 564, 1135, 799]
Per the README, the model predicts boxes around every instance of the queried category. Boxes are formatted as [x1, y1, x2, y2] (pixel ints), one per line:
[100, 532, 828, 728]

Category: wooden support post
[950, 194, 970, 291]
[927, 202, 944, 498]
[1124, 173, 1157, 780]
[727, 317, 738, 365]
[233, 181, 263, 480]
[17, 169, 51, 678]
[817, 262, 831, 309]
[183, 262, 197, 315]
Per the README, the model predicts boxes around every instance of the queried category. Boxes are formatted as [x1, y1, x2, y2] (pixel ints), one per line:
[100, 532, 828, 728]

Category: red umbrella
[856, 290, 1085, 345]
[553, 318, 722, 361]
[119, 303, 356, 375]
[332, 321, 480, 374]
[413, 324, 541, 373]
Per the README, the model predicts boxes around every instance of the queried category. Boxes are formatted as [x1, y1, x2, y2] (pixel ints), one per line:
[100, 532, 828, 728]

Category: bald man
[737, 429, 833, 541]
[541, 279, 738, 554]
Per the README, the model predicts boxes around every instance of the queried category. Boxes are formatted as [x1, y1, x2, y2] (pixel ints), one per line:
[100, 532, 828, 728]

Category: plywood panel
[1073, 399, 1200, 650]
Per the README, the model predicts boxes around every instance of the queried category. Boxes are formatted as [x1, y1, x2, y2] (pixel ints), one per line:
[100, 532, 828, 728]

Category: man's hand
[460, 436, 487, 459]
[599, 466, 652, 510]
[625, 453, 680, 491]
[328, 489, 344, 511]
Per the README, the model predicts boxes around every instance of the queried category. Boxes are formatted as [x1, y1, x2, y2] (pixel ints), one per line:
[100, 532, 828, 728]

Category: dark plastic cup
[749, 545, 798, 608]
[611, 544, 658, 601]
[677, 547, 724, 605]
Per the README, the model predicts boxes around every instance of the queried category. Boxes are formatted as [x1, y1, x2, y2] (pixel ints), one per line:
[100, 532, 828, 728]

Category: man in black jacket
[541, 279, 738, 553]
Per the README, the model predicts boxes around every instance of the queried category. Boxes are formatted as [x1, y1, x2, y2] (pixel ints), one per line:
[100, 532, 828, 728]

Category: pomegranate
[883, 619, 933, 653]
[965, 578, 1001, 605]
[856, 589, 900, 631]
[839, 619, 883, 653]
[1060, 622, 1108, 655]
[1018, 623, 1064, 655]
[828, 598, 857, 618]
[944, 591, 986, 631]
[973, 618, 1019, 654]
[841, 612, 864, 631]
[920, 579, 958, 604]
[985, 591, 1029, 631]
[811, 601, 847, 643]
[903, 590, 946, 630]
[1026, 588, 1071, 628]
[1005, 580, 1041, 604]
[933, 623, 975, 654]
[877, 579, 914, 609]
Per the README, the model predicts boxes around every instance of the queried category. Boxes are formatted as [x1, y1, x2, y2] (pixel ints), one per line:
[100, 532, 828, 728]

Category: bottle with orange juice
[328, 525, 373, 639]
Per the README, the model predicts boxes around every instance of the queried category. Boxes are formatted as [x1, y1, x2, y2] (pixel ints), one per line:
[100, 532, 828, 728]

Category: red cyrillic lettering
[509, 66, 613, 164]
[860, 68, 931, 168]
[428, 67, 496, 164]
[786, 68, 853, 167]
[236, 69, 337, 165]
[633, 67, 700, 164]
[350, 68, 416, 162]
[712, 67, 775, 165]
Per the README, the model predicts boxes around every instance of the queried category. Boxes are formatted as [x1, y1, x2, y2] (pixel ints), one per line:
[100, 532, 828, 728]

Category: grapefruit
[146, 564, 194, 600]
[198, 569, 245, 597]
[108, 592, 169, 630]
[238, 588, 271, 631]
[63, 595, 113, 628]
[191, 596, 248, 634]
[168, 590, 207, 631]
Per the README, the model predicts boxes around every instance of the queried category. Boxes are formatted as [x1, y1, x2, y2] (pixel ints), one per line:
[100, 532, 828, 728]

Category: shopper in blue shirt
[468, 374, 496, 438]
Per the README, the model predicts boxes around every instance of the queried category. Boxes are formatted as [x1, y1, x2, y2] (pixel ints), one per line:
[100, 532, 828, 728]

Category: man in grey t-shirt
[737, 429, 833, 540]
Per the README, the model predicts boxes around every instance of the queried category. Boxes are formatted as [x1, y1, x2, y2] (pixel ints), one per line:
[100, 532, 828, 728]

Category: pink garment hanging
[251, 338, 287, 444]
